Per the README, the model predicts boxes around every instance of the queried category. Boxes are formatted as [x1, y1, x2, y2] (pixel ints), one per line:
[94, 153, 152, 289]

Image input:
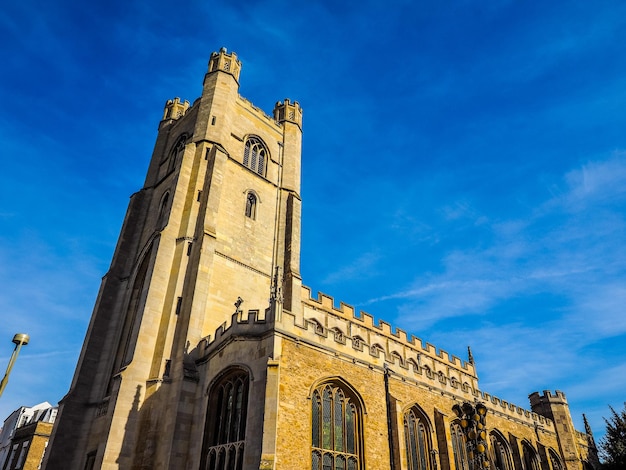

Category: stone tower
[44, 48, 302, 469]
[43, 48, 599, 470]
[529, 390, 584, 470]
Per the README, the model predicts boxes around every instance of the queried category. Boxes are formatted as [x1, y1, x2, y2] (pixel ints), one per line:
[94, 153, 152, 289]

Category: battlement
[478, 391, 557, 430]
[208, 47, 241, 82]
[529, 390, 568, 406]
[162, 97, 190, 121]
[193, 290, 558, 434]
[198, 308, 273, 360]
[237, 96, 283, 130]
[299, 286, 472, 369]
[274, 98, 303, 129]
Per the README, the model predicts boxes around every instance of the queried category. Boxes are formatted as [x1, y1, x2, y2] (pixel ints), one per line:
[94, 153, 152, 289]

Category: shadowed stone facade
[43, 49, 599, 470]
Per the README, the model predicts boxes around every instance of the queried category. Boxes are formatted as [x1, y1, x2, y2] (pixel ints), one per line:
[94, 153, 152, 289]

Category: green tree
[599, 403, 626, 469]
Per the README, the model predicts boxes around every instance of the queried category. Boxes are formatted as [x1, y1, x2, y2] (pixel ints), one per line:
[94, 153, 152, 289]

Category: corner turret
[274, 98, 303, 130]
[207, 47, 241, 83]
[162, 97, 190, 121]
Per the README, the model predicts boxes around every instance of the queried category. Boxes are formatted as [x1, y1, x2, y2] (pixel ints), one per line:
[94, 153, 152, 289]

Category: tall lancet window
[522, 442, 540, 470]
[311, 382, 362, 470]
[200, 368, 249, 470]
[404, 406, 433, 470]
[168, 134, 187, 173]
[489, 431, 513, 470]
[450, 422, 469, 470]
[243, 136, 267, 176]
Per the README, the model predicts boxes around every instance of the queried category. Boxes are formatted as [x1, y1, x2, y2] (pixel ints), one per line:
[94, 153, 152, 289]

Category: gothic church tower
[45, 48, 302, 469]
[44, 48, 598, 470]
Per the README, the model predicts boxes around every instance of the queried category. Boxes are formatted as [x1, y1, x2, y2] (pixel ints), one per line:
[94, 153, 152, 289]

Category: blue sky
[1, 0, 625, 443]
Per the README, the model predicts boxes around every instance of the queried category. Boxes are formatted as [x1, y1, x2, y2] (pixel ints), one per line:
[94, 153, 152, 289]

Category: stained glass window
[200, 369, 249, 470]
[312, 383, 361, 470]
[450, 422, 469, 470]
[489, 432, 513, 470]
[404, 407, 432, 470]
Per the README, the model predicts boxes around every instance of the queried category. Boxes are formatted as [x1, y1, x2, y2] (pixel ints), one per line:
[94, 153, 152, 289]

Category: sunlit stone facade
[43, 49, 599, 470]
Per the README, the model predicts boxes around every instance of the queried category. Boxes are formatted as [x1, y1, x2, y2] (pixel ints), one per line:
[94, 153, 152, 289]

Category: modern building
[44, 48, 599, 470]
[0, 402, 57, 470]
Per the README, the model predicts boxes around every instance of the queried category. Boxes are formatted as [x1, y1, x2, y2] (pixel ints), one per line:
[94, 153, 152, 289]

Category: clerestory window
[243, 137, 267, 176]
[311, 382, 362, 470]
[200, 368, 249, 470]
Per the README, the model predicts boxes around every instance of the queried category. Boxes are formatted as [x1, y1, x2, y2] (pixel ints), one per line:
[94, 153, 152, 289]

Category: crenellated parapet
[479, 391, 557, 430]
[196, 308, 273, 361]
[295, 286, 472, 369]
[193, 287, 559, 433]
[287, 286, 560, 430]
[529, 389, 568, 405]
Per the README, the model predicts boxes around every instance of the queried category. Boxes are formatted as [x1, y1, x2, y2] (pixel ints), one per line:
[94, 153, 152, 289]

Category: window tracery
[200, 368, 249, 470]
[489, 431, 513, 470]
[522, 442, 540, 470]
[370, 344, 385, 358]
[243, 136, 267, 176]
[549, 449, 564, 470]
[404, 406, 433, 470]
[450, 421, 469, 470]
[311, 382, 361, 470]
[351, 336, 364, 351]
[332, 328, 345, 343]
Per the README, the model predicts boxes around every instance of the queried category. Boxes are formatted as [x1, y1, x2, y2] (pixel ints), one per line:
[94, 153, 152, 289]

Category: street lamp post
[452, 401, 490, 470]
[0, 333, 30, 398]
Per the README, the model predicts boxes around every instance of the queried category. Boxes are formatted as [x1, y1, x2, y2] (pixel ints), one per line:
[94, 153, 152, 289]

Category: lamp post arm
[0, 340, 27, 398]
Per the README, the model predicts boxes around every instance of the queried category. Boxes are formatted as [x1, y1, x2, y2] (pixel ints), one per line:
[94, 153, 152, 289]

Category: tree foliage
[599, 403, 626, 469]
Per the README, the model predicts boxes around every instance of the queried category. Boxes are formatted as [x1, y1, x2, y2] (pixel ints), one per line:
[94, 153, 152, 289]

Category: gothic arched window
[450, 422, 469, 470]
[243, 136, 267, 176]
[245, 192, 257, 219]
[311, 382, 362, 470]
[404, 406, 433, 470]
[200, 368, 249, 470]
[168, 135, 187, 173]
[157, 191, 170, 228]
[522, 442, 540, 470]
[548, 449, 564, 470]
[489, 431, 513, 470]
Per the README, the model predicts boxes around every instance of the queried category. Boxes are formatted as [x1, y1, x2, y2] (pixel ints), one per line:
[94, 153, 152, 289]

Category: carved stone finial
[468, 346, 475, 365]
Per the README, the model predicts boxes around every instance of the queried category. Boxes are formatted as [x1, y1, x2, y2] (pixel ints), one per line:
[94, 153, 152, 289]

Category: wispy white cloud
[358, 153, 626, 425]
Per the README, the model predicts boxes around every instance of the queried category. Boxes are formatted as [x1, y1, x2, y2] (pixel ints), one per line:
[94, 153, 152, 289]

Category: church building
[43, 48, 599, 470]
